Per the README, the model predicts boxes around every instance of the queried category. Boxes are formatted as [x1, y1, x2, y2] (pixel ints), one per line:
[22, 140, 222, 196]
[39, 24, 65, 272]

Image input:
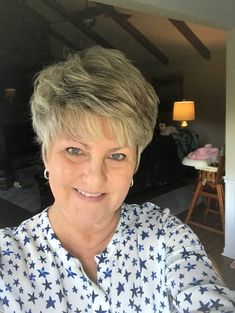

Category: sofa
[130, 128, 198, 194]
[130, 131, 184, 194]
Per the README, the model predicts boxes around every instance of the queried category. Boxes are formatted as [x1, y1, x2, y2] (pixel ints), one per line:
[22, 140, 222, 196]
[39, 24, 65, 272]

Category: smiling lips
[74, 188, 104, 198]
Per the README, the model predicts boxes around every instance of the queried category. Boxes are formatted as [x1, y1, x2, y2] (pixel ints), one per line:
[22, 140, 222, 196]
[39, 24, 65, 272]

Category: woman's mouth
[74, 188, 104, 199]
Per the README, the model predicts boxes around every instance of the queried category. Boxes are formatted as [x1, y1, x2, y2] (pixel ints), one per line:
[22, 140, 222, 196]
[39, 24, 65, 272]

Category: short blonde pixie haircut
[31, 46, 158, 169]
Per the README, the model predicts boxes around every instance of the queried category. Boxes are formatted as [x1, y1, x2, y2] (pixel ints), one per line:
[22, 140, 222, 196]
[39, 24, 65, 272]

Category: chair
[185, 155, 225, 234]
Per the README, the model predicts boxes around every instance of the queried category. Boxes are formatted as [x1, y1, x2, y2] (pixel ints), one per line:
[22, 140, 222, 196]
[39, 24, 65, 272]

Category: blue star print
[0, 203, 234, 312]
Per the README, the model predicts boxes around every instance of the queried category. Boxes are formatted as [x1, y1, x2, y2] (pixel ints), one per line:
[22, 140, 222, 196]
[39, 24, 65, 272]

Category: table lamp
[173, 100, 195, 127]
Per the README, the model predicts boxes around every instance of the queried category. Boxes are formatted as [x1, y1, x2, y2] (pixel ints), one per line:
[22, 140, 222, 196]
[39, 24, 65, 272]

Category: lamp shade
[173, 101, 195, 121]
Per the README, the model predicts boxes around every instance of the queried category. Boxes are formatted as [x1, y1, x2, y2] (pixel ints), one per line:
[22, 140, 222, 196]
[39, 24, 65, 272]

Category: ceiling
[0, 0, 227, 70]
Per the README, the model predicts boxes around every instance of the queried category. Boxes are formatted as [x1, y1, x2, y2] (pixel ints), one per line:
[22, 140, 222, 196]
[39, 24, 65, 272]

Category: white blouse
[0, 202, 234, 312]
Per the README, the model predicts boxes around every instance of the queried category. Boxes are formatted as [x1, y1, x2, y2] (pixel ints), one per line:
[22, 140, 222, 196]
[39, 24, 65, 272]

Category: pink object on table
[230, 261, 235, 270]
[187, 144, 219, 162]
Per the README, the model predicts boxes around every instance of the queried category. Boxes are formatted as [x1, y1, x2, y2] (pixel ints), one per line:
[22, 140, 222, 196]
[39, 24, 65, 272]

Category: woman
[0, 46, 234, 312]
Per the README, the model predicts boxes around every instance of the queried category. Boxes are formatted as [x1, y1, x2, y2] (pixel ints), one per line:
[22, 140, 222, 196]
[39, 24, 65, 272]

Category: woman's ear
[43, 159, 48, 171]
[42, 146, 48, 170]
[134, 148, 141, 173]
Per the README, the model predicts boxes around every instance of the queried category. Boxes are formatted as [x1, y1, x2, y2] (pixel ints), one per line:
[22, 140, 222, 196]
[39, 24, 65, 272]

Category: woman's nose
[81, 158, 107, 186]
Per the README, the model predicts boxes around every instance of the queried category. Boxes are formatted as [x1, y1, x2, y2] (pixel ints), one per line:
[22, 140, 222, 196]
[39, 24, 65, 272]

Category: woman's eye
[109, 153, 126, 161]
[66, 147, 81, 155]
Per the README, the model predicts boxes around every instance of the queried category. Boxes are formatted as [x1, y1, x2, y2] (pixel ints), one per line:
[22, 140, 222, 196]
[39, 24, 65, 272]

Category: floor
[0, 165, 41, 213]
[0, 176, 234, 290]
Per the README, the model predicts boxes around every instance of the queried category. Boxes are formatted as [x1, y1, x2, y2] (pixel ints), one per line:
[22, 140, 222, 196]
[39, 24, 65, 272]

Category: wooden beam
[70, 6, 131, 20]
[108, 9, 169, 65]
[49, 28, 80, 51]
[42, 0, 113, 48]
[169, 18, 211, 60]
[70, 5, 105, 20]
[111, 14, 168, 65]
[24, 2, 78, 57]
[1, 2, 51, 61]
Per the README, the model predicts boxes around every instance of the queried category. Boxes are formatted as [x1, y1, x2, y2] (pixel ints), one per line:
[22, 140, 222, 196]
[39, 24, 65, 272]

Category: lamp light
[4, 88, 16, 104]
[173, 100, 195, 127]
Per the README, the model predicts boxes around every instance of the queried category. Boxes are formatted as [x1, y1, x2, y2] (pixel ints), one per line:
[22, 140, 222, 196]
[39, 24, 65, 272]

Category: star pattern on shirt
[0, 203, 234, 312]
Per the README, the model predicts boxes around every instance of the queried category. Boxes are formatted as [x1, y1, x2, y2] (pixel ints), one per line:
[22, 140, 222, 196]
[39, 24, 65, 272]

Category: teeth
[75, 188, 102, 198]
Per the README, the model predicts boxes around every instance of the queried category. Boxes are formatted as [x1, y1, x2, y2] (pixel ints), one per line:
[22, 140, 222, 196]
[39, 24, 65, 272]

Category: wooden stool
[185, 156, 225, 234]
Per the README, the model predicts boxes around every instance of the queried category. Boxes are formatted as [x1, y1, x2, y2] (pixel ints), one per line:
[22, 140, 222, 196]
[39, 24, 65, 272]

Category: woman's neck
[48, 204, 120, 282]
[48, 205, 120, 258]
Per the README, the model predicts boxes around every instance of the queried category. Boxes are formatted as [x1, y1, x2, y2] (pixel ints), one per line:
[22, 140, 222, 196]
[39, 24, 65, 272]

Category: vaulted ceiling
[0, 0, 227, 69]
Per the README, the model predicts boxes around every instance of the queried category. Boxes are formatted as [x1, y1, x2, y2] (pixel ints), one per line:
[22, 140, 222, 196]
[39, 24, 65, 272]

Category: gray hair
[30, 46, 158, 169]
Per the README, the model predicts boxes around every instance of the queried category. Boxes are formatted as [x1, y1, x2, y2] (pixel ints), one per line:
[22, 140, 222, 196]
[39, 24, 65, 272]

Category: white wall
[223, 29, 235, 259]
[226, 29, 235, 176]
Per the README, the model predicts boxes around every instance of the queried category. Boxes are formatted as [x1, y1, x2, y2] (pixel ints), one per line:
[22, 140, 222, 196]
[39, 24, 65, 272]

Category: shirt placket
[92, 249, 112, 312]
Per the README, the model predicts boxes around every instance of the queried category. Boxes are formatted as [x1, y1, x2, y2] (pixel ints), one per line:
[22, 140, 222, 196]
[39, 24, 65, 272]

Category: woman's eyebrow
[65, 138, 89, 148]
[65, 137, 129, 152]
[108, 146, 128, 152]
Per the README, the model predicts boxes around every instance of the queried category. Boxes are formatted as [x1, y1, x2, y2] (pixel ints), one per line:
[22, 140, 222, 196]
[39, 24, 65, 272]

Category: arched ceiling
[0, 0, 227, 68]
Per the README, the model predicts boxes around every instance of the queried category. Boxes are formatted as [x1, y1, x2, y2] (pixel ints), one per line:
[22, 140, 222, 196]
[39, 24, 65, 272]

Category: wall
[223, 29, 235, 259]
[226, 29, 235, 176]
[139, 51, 226, 148]
[182, 52, 226, 148]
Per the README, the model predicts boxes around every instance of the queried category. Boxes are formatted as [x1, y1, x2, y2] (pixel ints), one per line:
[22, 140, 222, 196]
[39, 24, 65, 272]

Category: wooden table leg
[185, 180, 203, 224]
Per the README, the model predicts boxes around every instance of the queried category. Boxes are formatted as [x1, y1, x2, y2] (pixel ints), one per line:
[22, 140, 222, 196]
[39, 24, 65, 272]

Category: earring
[130, 179, 134, 187]
[44, 169, 49, 180]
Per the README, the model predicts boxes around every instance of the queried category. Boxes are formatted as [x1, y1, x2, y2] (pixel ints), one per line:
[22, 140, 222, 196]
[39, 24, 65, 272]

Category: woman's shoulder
[0, 208, 48, 251]
[121, 201, 181, 230]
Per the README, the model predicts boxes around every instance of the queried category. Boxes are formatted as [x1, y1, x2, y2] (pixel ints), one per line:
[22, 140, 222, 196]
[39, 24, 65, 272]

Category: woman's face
[44, 119, 137, 229]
